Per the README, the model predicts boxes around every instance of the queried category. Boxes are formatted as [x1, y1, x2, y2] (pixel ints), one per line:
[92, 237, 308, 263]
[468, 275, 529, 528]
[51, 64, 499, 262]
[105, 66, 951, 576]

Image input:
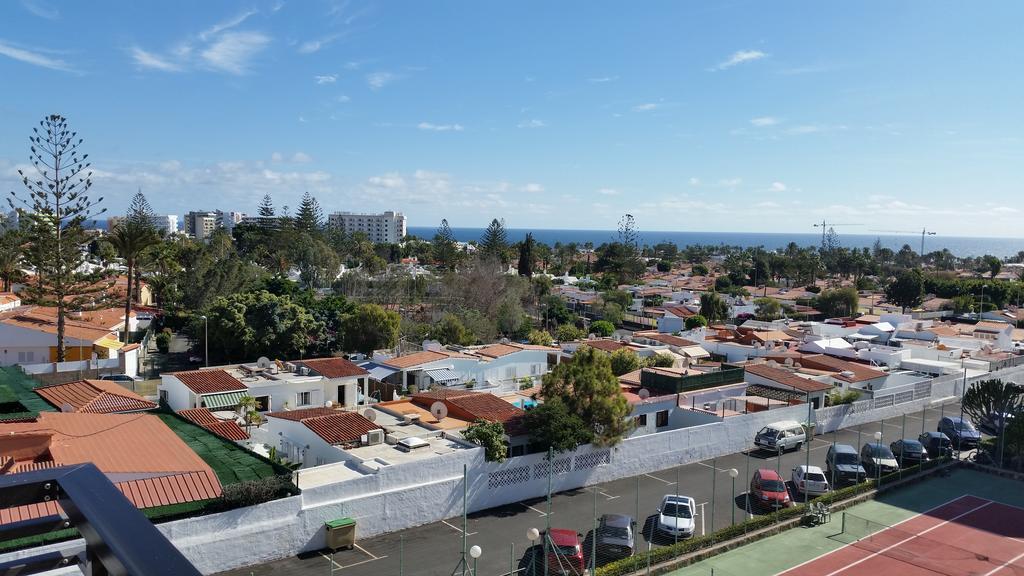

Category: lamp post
[873, 431, 883, 485]
[527, 528, 540, 576]
[469, 545, 482, 576]
[199, 315, 208, 367]
[979, 284, 987, 320]
[728, 468, 739, 525]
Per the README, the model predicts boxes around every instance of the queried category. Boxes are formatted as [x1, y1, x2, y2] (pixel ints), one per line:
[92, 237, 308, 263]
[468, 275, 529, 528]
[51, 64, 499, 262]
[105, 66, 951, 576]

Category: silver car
[595, 514, 635, 559]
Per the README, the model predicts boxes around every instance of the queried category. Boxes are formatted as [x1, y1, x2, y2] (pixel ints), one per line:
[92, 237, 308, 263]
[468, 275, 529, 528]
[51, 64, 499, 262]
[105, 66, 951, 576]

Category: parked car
[655, 495, 696, 539]
[918, 431, 954, 459]
[595, 514, 635, 559]
[791, 465, 830, 497]
[754, 420, 806, 452]
[100, 374, 142, 383]
[890, 439, 929, 466]
[750, 469, 792, 510]
[135, 312, 153, 320]
[938, 416, 981, 449]
[825, 444, 866, 484]
[860, 442, 899, 476]
[541, 529, 584, 576]
[978, 412, 1015, 436]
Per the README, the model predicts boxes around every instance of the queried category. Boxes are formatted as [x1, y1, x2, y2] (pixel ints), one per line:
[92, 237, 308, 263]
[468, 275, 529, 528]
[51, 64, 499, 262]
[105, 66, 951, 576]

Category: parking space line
[320, 552, 342, 569]
[599, 490, 620, 500]
[353, 543, 380, 560]
[441, 520, 479, 536]
[644, 473, 674, 484]
[523, 504, 549, 517]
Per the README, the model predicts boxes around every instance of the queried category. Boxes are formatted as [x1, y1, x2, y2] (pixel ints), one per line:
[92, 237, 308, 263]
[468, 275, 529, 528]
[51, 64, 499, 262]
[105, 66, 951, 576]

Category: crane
[812, 220, 862, 247]
[869, 228, 937, 255]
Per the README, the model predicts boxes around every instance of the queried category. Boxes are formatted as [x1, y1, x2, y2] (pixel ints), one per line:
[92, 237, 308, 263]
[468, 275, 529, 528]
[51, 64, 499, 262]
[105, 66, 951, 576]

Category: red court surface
[780, 494, 1024, 576]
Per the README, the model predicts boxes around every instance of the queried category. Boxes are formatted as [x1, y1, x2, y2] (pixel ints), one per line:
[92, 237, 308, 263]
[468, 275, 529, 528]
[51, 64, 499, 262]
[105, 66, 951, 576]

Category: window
[254, 396, 270, 412]
[636, 414, 648, 427]
[296, 391, 312, 406]
[531, 364, 539, 375]
[656, 410, 669, 428]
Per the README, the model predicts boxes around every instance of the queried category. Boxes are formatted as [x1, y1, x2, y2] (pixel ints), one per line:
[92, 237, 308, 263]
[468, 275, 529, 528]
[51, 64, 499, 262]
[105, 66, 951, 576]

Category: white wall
[159, 376, 194, 411]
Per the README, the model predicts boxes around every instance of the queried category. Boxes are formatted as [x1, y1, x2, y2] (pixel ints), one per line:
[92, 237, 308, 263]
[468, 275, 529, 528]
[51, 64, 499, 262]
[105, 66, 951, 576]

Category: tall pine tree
[7, 115, 115, 361]
[479, 218, 509, 265]
[108, 191, 159, 343]
[432, 219, 459, 271]
[517, 232, 534, 277]
[257, 194, 276, 230]
[295, 191, 322, 234]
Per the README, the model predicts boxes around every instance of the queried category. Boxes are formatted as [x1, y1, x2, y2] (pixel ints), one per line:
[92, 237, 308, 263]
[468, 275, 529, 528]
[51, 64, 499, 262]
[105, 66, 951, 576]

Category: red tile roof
[35, 379, 156, 414]
[169, 369, 247, 395]
[381, 350, 451, 368]
[798, 354, 886, 383]
[582, 339, 627, 352]
[296, 357, 369, 379]
[411, 390, 526, 433]
[177, 408, 249, 441]
[476, 343, 523, 358]
[633, 331, 700, 347]
[266, 407, 381, 446]
[744, 363, 833, 393]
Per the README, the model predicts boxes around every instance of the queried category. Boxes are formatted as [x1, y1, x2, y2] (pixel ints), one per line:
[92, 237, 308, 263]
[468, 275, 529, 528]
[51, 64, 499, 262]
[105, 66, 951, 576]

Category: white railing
[20, 358, 120, 375]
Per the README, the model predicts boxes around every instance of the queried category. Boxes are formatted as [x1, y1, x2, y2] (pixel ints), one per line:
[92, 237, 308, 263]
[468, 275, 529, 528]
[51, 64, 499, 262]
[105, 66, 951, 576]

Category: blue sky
[2, 1, 1023, 237]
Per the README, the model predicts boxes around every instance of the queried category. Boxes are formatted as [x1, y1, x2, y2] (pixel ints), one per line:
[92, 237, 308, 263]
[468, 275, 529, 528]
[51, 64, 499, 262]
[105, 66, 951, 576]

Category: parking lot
[217, 399, 964, 576]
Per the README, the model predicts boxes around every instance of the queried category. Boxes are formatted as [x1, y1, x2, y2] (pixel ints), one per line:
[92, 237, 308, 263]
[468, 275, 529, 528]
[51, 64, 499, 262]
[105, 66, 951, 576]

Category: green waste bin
[325, 517, 356, 550]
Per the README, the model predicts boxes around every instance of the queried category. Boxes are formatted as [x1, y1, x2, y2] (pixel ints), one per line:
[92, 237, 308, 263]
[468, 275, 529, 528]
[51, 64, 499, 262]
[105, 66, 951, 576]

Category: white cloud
[770, 181, 787, 192]
[315, 74, 337, 84]
[992, 206, 1019, 214]
[130, 47, 182, 72]
[517, 119, 546, 129]
[788, 125, 822, 134]
[633, 103, 659, 112]
[336, 94, 351, 103]
[367, 173, 406, 189]
[718, 178, 742, 187]
[750, 116, 779, 127]
[366, 71, 395, 90]
[199, 9, 258, 42]
[271, 152, 284, 162]
[21, 0, 59, 19]
[201, 31, 270, 74]
[689, 177, 700, 186]
[418, 122, 464, 132]
[298, 33, 342, 54]
[291, 152, 312, 163]
[587, 76, 617, 83]
[714, 49, 767, 70]
[0, 39, 74, 72]
[522, 183, 545, 193]
[598, 188, 619, 196]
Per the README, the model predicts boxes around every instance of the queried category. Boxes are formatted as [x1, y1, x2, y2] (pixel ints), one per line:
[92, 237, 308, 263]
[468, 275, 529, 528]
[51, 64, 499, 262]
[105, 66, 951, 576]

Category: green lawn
[669, 468, 1024, 576]
[0, 366, 57, 421]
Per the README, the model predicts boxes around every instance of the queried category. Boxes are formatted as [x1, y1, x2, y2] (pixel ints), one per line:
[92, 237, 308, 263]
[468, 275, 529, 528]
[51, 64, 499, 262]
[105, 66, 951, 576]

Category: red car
[750, 469, 792, 510]
[543, 528, 584, 575]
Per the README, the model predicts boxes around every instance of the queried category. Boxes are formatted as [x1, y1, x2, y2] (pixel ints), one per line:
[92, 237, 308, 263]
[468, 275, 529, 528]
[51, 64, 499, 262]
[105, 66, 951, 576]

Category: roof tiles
[296, 357, 369, 379]
[169, 369, 247, 395]
[35, 379, 156, 414]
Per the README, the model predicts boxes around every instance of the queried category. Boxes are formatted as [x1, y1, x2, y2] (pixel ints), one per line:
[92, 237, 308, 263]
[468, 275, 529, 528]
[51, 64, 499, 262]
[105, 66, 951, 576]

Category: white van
[755, 420, 806, 452]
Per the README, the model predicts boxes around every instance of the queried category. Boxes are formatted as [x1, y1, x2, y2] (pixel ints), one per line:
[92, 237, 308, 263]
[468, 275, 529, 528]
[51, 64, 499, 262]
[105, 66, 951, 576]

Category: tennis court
[782, 494, 1024, 576]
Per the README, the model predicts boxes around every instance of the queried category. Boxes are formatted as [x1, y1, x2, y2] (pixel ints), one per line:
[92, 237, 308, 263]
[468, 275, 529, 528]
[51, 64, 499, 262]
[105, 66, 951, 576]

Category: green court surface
[668, 468, 1024, 576]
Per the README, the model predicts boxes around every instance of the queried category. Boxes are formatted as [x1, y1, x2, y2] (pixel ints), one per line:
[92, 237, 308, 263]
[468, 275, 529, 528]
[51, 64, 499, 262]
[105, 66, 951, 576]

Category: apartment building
[327, 210, 407, 244]
[184, 211, 218, 240]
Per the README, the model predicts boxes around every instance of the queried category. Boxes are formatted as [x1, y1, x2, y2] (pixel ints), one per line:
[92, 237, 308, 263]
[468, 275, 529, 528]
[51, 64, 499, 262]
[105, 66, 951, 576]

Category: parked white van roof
[763, 420, 802, 431]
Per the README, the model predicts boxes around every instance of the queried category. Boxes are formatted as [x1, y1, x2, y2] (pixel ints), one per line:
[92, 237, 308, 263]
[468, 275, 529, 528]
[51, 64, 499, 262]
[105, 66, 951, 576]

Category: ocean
[407, 227, 1024, 259]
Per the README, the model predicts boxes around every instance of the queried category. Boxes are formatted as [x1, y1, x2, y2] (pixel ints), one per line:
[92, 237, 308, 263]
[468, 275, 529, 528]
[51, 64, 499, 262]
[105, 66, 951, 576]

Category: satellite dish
[256, 356, 272, 369]
[362, 408, 377, 422]
[61, 403, 75, 413]
[638, 388, 651, 400]
[430, 401, 448, 421]
[793, 362, 802, 369]
[499, 337, 510, 345]
[784, 358, 794, 366]
[324, 400, 333, 408]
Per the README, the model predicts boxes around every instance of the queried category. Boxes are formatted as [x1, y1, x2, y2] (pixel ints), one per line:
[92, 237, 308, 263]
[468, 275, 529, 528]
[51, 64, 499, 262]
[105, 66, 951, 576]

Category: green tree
[540, 346, 632, 446]
[691, 263, 709, 276]
[590, 320, 615, 337]
[961, 379, 1024, 430]
[645, 352, 676, 368]
[257, 194, 276, 230]
[984, 255, 1002, 279]
[462, 420, 508, 462]
[8, 114, 115, 361]
[556, 324, 585, 342]
[699, 291, 729, 322]
[754, 297, 782, 321]
[522, 398, 592, 454]
[433, 313, 475, 346]
[601, 302, 624, 326]
[517, 232, 535, 277]
[432, 219, 460, 271]
[684, 315, 708, 330]
[294, 191, 323, 234]
[479, 218, 510, 265]
[0, 228, 24, 292]
[202, 290, 323, 362]
[816, 287, 859, 318]
[885, 269, 925, 312]
[608, 347, 641, 376]
[343, 303, 401, 355]
[108, 191, 160, 343]
[527, 329, 553, 346]
[602, 289, 633, 309]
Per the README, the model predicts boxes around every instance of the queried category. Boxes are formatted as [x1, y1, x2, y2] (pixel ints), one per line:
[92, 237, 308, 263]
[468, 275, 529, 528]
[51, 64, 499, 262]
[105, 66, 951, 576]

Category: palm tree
[108, 218, 159, 343]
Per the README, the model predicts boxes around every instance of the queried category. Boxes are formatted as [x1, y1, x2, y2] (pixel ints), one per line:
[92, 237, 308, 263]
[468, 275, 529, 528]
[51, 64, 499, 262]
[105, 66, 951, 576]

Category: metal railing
[0, 463, 201, 576]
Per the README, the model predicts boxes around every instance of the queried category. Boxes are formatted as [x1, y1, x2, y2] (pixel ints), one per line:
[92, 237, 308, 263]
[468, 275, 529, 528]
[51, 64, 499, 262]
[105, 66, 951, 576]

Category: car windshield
[760, 427, 779, 437]
[901, 440, 924, 452]
[954, 421, 977, 432]
[835, 453, 859, 465]
[553, 545, 579, 555]
[804, 472, 826, 482]
[870, 445, 895, 459]
[599, 526, 629, 539]
[761, 480, 786, 492]
[662, 503, 692, 518]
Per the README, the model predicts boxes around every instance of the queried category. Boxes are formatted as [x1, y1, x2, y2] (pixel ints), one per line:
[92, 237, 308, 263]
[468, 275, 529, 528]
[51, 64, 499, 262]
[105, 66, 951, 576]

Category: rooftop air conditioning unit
[365, 429, 385, 445]
[403, 413, 421, 425]
[284, 362, 296, 372]
[299, 366, 310, 376]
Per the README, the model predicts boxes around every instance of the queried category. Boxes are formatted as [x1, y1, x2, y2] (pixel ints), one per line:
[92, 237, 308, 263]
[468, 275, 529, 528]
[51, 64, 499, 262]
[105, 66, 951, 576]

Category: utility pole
[920, 229, 936, 258]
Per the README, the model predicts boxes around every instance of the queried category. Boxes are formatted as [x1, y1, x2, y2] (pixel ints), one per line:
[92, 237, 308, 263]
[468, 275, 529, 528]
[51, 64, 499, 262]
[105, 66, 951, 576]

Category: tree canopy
[540, 346, 632, 446]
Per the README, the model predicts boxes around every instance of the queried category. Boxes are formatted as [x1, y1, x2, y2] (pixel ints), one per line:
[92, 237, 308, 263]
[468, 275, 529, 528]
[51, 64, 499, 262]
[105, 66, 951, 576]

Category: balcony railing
[0, 463, 201, 576]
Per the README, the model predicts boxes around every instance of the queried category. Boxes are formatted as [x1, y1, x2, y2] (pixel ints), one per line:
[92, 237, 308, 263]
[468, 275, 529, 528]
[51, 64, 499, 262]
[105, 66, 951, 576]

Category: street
[218, 399, 964, 576]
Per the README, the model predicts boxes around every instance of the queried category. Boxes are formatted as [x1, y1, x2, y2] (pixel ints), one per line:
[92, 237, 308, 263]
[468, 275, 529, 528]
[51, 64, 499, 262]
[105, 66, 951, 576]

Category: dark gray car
[938, 416, 981, 450]
[825, 444, 865, 484]
[595, 514, 635, 560]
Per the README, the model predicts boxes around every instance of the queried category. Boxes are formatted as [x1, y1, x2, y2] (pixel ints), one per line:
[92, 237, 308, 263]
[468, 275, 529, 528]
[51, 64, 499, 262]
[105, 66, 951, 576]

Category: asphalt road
[218, 399, 965, 576]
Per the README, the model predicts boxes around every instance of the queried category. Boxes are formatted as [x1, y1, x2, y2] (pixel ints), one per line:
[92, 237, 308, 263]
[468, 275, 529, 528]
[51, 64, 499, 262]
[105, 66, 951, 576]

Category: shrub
[210, 476, 295, 512]
[825, 390, 861, 406]
[590, 320, 615, 337]
[155, 331, 172, 353]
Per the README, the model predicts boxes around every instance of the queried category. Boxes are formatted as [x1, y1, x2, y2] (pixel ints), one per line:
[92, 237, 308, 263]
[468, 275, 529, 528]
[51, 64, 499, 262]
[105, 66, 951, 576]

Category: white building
[374, 343, 559, 392]
[217, 211, 246, 234]
[328, 211, 407, 244]
[183, 211, 218, 240]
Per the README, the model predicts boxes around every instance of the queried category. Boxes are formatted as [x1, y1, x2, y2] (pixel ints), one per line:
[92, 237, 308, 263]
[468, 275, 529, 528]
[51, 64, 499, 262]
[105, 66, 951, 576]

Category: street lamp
[469, 545, 482, 576]
[979, 285, 988, 320]
[527, 528, 540, 576]
[873, 431, 883, 485]
[199, 315, 208, 367]
[728, 468, 739, 525]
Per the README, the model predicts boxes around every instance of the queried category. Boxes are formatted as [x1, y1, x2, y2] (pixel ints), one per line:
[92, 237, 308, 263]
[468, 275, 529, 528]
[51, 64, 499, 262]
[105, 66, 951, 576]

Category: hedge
[596, 457, 951, 576]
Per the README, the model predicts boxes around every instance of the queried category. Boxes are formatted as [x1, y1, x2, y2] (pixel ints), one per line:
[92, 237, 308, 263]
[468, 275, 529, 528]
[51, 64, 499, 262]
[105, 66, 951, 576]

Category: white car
[656, 495, 696, 538]
[791, 465, 830, 497]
